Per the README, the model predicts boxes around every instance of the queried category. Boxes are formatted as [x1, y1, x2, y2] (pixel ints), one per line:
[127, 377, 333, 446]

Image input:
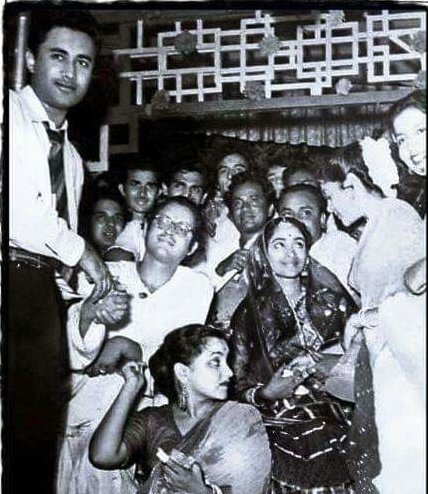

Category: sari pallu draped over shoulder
[141, 401, 272, 494]
[230, 233, 357, 491]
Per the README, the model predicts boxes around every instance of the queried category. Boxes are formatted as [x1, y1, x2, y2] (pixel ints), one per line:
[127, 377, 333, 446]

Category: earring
[178, 383, 189, 412]
[301, 260, 309, 277]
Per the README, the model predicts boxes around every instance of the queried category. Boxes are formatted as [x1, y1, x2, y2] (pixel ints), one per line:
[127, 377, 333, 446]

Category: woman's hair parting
[149, 325, 228, 402]
[264, 215, 313, 250]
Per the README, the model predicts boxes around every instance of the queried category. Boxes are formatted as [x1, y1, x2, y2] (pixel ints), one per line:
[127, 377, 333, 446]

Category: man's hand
[215, 249, 250, 277]
[93, 290, 130, 326]
[79, 242, 113, 303]
[86, 336, 142, 376]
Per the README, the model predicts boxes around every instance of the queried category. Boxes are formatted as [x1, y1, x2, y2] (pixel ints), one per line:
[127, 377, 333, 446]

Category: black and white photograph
[2, 3, 426, 493]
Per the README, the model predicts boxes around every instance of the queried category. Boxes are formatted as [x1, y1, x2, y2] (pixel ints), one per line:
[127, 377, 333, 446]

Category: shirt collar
[19, 85, 68, 131]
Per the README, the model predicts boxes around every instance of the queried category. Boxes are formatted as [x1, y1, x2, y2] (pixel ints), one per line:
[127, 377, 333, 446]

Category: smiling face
[392, 106, 426, 176]
[278, 189, 325, 242]
[217, 153, 249, 194]
[230, 181, 270, 235]
[167, 170, 205, 205]
[185, 337, 233, 402]
[266, 221, 308, 279]
[90, 199, 125, 253]
[26, 27, 95, 125]
[145, 201, 196, 265]
[120, 169, 160, 216]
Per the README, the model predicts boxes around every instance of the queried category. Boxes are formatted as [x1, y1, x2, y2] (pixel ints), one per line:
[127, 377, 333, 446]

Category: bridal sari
[230, 232, 357, 492]
[122, 400, 271, 494]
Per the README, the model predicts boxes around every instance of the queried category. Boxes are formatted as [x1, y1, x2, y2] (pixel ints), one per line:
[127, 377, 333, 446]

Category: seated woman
[230, 216, 357, 493]
[90, 324, 272, 494]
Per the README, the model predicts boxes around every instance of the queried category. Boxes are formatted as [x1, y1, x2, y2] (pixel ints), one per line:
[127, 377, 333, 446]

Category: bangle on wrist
[205, 480, 222, 494]
[246, 383, 265, 407]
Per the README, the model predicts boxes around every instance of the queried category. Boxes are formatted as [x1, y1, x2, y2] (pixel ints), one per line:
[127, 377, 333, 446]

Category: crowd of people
[7, 9, 426, 494]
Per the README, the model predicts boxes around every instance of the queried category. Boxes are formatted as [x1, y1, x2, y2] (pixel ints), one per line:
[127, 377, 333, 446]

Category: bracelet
[246, 383, 265, 407]
[206, 480, 222, 494]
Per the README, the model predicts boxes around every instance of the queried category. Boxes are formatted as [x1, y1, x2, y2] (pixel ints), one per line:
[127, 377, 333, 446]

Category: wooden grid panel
[113, 9, 426, 103]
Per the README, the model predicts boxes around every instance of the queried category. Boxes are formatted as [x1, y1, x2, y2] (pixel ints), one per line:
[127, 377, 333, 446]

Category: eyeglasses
[152, 214, 194, 237]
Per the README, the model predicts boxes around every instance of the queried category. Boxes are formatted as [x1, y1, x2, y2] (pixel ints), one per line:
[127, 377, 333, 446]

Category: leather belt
[9, 247, 59, 271]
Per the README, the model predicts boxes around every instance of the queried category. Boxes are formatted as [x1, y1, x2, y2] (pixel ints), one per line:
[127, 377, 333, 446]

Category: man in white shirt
[278, 184, 359, 302]
[8, 10, 112, 493]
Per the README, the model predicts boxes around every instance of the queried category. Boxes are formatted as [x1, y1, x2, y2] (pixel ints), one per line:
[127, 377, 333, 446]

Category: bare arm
[89, 362, 146, 469]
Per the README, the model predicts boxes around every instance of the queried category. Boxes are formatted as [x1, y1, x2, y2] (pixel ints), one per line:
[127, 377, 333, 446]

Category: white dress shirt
[9, 86, 85, 267]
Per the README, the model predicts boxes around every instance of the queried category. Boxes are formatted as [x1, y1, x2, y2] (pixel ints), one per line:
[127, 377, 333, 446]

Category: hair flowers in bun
[359, 136, 399, 198]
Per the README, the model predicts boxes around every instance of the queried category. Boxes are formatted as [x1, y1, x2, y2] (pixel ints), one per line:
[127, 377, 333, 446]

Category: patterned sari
[230, 232, 357, 493]
[123, 401, 272, 494]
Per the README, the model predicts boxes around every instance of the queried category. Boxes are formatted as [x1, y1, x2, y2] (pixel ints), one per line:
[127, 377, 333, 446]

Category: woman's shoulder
[221, 400, 264, 421]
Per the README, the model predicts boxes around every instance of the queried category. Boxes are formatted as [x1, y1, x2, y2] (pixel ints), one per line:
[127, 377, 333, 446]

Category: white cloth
[108, 219, 146, 261]
[9, 86, 85, 267]
[58, 262, 214, 494]
[373, 290, 426, 494]
[195, 213, 240, 290]
[310, 230, 359, 303]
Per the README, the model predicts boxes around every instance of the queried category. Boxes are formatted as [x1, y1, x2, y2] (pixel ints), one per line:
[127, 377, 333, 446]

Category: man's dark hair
[282, 164, 317, 188]
[115, 154, 161, 186]
[164, 160, 208, 189]
[27, 9, 100, 56]
[278, 184, 327, 214]
[224, 170, 274, 210]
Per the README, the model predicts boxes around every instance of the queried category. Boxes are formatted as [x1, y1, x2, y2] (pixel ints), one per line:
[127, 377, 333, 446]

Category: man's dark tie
[44, 123, 69, 224]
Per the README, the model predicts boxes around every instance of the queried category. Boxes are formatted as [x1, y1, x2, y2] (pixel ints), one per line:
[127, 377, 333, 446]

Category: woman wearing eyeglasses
[58, 196, 214, 494]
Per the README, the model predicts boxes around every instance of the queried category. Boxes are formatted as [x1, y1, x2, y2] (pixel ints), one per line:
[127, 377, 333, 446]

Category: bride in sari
[230, 216, 357, 493]
[316, 142, 425, 493]
[89, 324, 271, 494]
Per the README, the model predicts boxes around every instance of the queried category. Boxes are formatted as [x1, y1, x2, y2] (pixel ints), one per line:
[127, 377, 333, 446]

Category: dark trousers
[5, 262, 71, 494]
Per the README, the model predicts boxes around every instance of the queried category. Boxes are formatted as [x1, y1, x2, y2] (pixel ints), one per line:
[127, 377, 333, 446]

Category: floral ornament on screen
[335, 78, 353, 95]
[359, 136, 399, 198]
[328, 10, 345, 27]
[259, 34, 281, 56]
[174, 30, 198, 56]
[151, 90, 170, 110]
[408, 30, 426, 54]
[243, 81, 265, 101]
